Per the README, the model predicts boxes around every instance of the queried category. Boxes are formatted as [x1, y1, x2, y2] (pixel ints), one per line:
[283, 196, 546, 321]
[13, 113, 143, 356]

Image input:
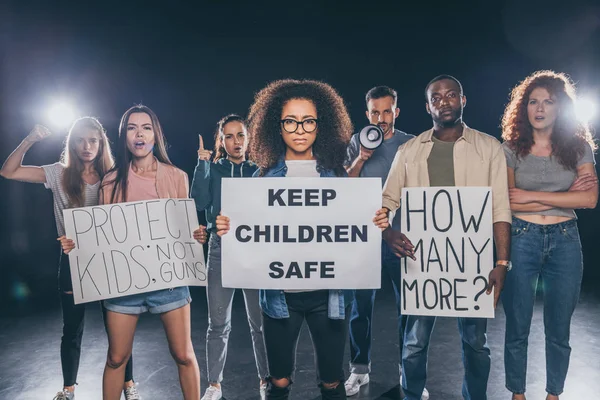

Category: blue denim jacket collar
[257, 155, 351, 319]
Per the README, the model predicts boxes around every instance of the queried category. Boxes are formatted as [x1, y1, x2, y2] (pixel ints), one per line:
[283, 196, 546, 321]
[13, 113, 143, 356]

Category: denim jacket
[255, 158, 354, 320]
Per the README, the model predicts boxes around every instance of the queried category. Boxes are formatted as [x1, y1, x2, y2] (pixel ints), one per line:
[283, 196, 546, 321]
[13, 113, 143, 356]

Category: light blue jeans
[205, 235, 268, 383]
[503, 218, 583, 396]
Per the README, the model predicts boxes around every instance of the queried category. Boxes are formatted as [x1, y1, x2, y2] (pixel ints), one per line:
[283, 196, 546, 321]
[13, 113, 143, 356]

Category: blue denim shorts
[103, 286, 192, 315]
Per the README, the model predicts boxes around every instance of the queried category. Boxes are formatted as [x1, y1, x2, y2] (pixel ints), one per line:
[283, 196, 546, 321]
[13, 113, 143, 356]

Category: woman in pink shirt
[62, 105, 207, 400]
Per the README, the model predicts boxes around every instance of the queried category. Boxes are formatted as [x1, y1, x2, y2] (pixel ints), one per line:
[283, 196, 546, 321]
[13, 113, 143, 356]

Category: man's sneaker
[400, 368, 429, 400]
[124, 383, 142, 400]
[259, 382, 267, 400]
[344, 373, 370, 396]
[201, 386, 223, 400]
[53, 389, 74, 400]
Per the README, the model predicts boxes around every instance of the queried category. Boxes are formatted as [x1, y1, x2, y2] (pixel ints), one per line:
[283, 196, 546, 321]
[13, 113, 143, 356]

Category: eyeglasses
[280, 118, 318, 133]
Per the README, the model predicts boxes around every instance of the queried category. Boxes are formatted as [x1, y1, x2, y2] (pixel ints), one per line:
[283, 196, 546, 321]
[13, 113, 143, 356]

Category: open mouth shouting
[134, 140, 147, 150]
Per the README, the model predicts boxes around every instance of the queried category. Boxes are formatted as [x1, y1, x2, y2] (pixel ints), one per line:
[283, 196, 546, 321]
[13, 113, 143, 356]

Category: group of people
[0, 70, 596, 400]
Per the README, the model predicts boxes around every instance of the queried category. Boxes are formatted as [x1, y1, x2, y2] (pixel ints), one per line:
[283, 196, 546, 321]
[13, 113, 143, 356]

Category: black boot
[319, 381, 346, 399]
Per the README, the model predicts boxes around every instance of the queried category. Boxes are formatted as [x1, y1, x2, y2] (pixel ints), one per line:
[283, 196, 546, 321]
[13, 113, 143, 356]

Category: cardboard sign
[400, 187, 494, 318]
[63, 199, 206, 304]
[221, 178, 382, 290]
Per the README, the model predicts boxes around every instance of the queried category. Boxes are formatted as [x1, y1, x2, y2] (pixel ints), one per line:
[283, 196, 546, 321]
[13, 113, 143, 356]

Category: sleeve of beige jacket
[179, 170, 190, 198]
[489, 141, 512, 224]
[382, 145, 407, 213]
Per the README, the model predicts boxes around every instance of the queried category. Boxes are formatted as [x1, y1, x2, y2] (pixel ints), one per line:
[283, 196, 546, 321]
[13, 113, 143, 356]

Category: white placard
[221, 178, 382, 290]
[400, 187, 494, 318]
[63, 199, 206, 304]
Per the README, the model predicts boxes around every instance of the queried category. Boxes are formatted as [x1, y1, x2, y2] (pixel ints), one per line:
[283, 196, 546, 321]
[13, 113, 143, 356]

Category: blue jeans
[402, 315, 490, 399]
[205, 235, 268, 384]
[348, 241, 405, 374]
[503, 218, 583, 396]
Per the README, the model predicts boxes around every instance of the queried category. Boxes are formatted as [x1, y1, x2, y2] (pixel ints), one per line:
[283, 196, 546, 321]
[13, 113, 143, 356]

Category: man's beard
[433, 109, 462, 128]
[378, 123, 393, 136]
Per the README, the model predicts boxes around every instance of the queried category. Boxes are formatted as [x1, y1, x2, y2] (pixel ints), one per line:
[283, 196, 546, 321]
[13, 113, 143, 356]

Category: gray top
[502, 142, 596, 219]
[345, 129, 414, 229]
[427, 136, 456, 187]
[43, 163, 101, 236]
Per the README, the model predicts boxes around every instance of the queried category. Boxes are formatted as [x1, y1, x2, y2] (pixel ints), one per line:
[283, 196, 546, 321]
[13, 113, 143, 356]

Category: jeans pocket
[560, 225, 580, 241]
[511, 226, 527, 238]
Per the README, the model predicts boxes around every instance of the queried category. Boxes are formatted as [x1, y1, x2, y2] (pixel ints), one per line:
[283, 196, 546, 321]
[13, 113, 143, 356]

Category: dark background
[1, 0, 599, 311]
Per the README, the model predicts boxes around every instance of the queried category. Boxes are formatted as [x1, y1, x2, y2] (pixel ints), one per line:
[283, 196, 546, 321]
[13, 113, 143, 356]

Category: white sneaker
[400, 367, 429, 400]
[201, 386, 223, 400]
[259, 382, 267, 400]
[344, 373, 370, 396]
[123, 383, 142, 400]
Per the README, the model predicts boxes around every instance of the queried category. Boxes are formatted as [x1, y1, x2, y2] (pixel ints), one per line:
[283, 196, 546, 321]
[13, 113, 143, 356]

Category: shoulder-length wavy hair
[104, 105, 172, 203]
[213, 114, 248, 162]
[61, 117, 113, 207]
[501, 70, 596, 170]
[247, 79, 353, 176]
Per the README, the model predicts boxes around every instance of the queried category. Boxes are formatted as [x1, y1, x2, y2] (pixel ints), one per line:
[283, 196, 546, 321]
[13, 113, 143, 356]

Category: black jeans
[262, 290, 348, 400]
[59, 252, 134, 387]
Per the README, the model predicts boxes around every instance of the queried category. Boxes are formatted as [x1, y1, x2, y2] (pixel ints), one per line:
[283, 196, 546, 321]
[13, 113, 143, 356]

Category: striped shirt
[42, 162, 100, 236]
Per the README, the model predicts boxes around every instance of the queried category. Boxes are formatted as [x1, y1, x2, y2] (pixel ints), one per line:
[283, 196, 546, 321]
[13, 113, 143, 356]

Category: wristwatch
[495, 260, 512, 271]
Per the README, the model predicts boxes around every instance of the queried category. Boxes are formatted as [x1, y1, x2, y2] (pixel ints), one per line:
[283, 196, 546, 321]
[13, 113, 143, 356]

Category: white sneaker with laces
[201, 386, 223, 400]
[123, 383, 142, 400]
[53, 389, 74, 400]
[344, 373, 370, 396]
[259, 382, 267, 400]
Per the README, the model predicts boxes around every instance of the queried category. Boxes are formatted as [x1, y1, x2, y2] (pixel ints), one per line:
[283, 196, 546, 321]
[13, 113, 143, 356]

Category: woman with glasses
[214, 79, 376, 399]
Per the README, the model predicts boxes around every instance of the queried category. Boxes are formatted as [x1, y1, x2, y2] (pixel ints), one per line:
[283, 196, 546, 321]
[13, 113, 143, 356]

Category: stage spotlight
[575, 98, 596, 122]
[47, 102, 76, 129]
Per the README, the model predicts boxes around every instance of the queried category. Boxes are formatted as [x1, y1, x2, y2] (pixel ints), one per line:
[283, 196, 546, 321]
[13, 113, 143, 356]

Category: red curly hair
[501, 70, 596, 170]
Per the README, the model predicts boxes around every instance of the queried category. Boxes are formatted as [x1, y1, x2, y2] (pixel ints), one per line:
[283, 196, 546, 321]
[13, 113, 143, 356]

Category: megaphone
[358, 124, 384, 150]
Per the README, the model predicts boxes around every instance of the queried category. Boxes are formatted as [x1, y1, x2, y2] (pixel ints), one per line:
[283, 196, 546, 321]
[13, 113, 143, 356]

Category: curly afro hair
[247, 79, 353, 176]
[501, 70, 596, 170]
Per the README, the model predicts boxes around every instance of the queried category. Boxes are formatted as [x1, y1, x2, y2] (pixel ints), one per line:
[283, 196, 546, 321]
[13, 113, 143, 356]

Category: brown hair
[501, 70, 596, 170]
[104, 105, 172, 203]
[248, 79, 353, 176]
[61, 117, 113, 207]
[213, 114, 247, 162]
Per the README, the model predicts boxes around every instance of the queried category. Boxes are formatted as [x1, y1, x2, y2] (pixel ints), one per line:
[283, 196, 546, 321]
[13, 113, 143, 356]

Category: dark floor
[1, 279, 599, 400]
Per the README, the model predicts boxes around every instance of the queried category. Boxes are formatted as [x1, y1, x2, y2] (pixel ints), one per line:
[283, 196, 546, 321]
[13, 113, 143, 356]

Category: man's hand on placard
[383, 228, 415, 260]
[198, 135, 213, 161]
[487, 265, 507, 308]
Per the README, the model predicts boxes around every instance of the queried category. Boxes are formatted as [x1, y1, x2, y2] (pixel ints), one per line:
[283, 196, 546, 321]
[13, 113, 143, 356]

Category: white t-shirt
[284, 160, 319, 177]
[42, 163, 100, 236]
[284, 159, 319, 292]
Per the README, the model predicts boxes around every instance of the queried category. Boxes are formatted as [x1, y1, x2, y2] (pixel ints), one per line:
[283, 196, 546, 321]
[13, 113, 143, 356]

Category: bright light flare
[575, 98, 596, 122]
[47, 102, 76, 129]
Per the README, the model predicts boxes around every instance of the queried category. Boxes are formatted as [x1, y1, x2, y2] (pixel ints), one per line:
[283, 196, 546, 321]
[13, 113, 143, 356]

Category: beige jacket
[100, 160, 189, 205]
[382, 124, 512, 224]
